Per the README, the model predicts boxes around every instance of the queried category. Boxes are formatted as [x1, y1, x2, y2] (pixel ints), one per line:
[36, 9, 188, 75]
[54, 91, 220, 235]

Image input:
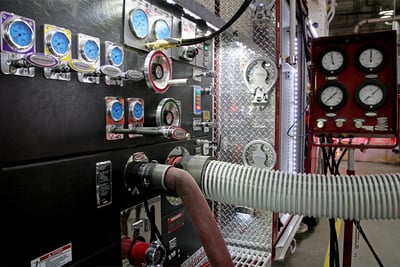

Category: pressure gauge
[355, 79, 387, 110]
[317, 81, 347, 111]
[108, 100, 124, 122]
[81, 39, 99, 62]
[243, 57, 278, 93]
[153, 19, 171, 40]
[317, 47, 347, 76]
[4, 18, 34, 52]
[108, 45, 124, 66]
[129, 8, 149, 39]
[46, 30, 70, 57]
[131, 101, 144, 120]
[355, 45, 385, 73]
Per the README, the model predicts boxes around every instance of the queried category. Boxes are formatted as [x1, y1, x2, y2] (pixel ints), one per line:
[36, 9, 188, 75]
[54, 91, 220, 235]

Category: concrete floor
[272, 161, 400, 267]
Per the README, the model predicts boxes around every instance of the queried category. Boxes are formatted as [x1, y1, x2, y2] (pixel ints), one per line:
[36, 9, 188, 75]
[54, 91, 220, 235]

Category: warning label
[31, 243, 72, 267]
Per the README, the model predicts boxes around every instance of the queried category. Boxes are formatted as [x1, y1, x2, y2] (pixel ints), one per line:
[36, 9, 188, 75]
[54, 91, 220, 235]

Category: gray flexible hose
[201, 160, 400, 220]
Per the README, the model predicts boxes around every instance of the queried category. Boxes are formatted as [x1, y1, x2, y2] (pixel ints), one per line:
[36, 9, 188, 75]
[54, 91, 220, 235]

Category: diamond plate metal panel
[193, 1, 276, 265]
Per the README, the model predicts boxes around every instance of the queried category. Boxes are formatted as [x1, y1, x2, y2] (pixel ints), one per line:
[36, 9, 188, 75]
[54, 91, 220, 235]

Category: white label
[31, 243, 72, 267]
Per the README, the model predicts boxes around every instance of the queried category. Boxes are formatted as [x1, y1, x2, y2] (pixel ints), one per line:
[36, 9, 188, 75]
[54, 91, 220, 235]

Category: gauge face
[109, 100, 124, 122]
[129, 8, 149, 39]
[317, 82, 347, 111]
[318, 48, 347, 76]
[7, 19, 34, 50]
[356, 45, 385, 73]
[49, 31, 70, 57]
[82, 40, 99, 62]
[132, 102, 144, 120]
[355, 80, 387, 110]
[244, 57, 277, 92]
[109, 46, 123, 66]
[154, 19, 171, 40]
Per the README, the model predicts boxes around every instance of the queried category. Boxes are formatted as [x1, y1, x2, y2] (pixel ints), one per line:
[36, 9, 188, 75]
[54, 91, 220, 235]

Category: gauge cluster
[310, 30, 398, 138]
[124, 0, 172, 54]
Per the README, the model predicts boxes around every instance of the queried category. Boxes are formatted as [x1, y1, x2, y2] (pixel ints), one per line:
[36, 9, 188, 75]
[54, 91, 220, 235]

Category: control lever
[195, 71, 216, 78]
[123, 69, 145, 81]
[101, 66, 144, 86]
[111, 126, 190, 140]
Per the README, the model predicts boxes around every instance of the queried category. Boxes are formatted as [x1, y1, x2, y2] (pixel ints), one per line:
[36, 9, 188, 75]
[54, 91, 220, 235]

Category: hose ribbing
[201, 160, 400, 220]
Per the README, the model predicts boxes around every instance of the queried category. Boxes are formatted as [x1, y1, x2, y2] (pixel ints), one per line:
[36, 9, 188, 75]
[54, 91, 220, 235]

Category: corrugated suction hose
[200, 159, 400, 220]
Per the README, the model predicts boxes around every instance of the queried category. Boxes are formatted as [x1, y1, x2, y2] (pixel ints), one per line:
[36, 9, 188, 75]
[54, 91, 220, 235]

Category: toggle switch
[353, 118, 365, 129]
[335, 118, 346, 128]
[316, 118, 327, 129]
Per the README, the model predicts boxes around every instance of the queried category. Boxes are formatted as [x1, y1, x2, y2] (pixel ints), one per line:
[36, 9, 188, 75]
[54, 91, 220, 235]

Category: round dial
[318, 48, 347, 75]
[48, 30, 70, 57]
[355, 80, 387, 110]
[317, 82, 347, 111]
[109, 100, 124, 122]
[131, 101, 144, 120]
[356, 45, 385, 73]
[243, 57, 278, 93]
[144, 50, 172, 93]
[82, 39, 99, 62]
[109, 46, 123, 66]
[154, 19, 171, 40]
[129, 8, 149, 39]
[5, 19, 34, 51]
[156, 98, 181, 127]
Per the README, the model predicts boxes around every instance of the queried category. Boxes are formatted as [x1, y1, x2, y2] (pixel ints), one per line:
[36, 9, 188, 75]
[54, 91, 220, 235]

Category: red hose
[164, 167, 233, 267]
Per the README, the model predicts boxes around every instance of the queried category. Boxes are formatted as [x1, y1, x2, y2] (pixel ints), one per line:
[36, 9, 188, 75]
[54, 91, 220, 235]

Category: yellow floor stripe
[323, 219, 342, 267]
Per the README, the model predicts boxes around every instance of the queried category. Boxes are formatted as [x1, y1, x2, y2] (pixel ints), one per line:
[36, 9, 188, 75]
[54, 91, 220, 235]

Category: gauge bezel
[316, 81, 348, 111]
[107, 45, 124, 66]
[131, 101, 144, 121]
[46, 29, 70, 58]
[108, 100, 124, 122]
[317, 47, 347, 76]
[355, 44, 386, 73]
[355, 79, 388, 110]
[153, 19, 171, 40]
[80, 39, 100, 62]
[129, 8, 149, 39]
[4, 18, 35, 52]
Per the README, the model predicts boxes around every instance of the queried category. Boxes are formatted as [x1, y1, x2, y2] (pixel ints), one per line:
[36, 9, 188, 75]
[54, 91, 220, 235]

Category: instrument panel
[310, 30, 398, 138]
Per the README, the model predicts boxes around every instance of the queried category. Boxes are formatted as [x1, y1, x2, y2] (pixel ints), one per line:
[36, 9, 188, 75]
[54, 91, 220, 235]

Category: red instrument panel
[309, 30, 398, 138]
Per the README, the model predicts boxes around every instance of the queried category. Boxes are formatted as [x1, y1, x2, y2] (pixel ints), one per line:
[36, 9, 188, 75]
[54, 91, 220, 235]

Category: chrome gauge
[153, 19, 171, 40]
[4, 18, 34, 52]
[243, 57, 277, 93]
[107, 45, 124, 66]
[129, 8, 149, 39]
[108, 99, 124, 122]
[355, 79, 387, 110]
[355, 45, 385, 73]
[317, 47, 347, 76]
[46, 29, 70, 58]
[131, 101, 144, 120]
[82, 39, 99, 62]
[317, 81, 347, 111]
